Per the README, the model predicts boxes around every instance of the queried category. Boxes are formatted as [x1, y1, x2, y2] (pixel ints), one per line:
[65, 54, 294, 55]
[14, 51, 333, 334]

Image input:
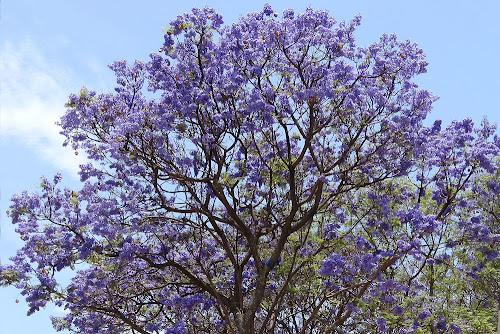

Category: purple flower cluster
[319, 253, 346, 276]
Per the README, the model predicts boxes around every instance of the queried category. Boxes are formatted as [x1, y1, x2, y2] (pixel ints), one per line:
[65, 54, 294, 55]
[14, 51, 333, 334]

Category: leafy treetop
[2, 4, 500, 334]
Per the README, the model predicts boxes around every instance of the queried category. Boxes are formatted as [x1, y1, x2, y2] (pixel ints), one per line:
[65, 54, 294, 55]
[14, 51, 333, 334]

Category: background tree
[1, 5, 499, 334]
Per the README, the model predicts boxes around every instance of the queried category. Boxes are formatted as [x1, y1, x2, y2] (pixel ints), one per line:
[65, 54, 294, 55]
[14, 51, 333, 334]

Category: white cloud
[52, 306, 70, 315]
[0, 39, 87, 178]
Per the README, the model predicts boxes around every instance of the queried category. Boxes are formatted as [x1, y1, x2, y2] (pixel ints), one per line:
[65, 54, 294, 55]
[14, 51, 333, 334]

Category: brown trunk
[234, 310, 256, 334]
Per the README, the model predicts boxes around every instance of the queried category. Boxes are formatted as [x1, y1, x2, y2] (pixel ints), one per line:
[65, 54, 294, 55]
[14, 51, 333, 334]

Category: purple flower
[323, 223, 340, 240]
[283, 8, 294, 20]
[360, 253, 378, 272]
[418, 310, 431, 320]
[449, 323, 461, 333]
[376, 317, 388, 332]
[380, 294, 397, 304]
[319, 253, 346, 276]
[391, 305, 404, 315]
[396, 239, 411, 251]
[435, 320, 447, 330]
[263, 3, 274, 16]
[484, 250, 498, 260]
[165, 320, 187, 334]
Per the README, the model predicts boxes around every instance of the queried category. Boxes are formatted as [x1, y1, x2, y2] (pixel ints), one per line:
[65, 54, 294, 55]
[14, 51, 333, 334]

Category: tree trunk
[234, 310, 256, 334]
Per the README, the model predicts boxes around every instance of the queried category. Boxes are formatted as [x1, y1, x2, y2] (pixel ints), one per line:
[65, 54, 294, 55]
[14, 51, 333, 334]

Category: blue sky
[1, 1, 499, 333]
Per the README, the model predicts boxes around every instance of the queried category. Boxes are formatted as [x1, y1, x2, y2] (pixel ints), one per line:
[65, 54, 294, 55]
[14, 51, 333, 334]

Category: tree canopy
[2, 5, 500, 334]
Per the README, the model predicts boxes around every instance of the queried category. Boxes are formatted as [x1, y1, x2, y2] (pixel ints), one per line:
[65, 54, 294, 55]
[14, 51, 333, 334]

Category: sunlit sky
[1, 1, 499, 333]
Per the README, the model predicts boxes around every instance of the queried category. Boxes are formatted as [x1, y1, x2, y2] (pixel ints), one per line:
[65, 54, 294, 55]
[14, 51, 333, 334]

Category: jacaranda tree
[2, 5, 500, 333]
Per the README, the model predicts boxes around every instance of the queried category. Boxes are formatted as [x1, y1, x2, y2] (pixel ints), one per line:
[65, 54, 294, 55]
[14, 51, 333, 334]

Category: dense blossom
[1, 4, 499, 334]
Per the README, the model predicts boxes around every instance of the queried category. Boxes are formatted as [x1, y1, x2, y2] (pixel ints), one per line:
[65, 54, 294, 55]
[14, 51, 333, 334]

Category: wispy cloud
[52, 306, 70, 315]
[0, 39, 87, 178]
